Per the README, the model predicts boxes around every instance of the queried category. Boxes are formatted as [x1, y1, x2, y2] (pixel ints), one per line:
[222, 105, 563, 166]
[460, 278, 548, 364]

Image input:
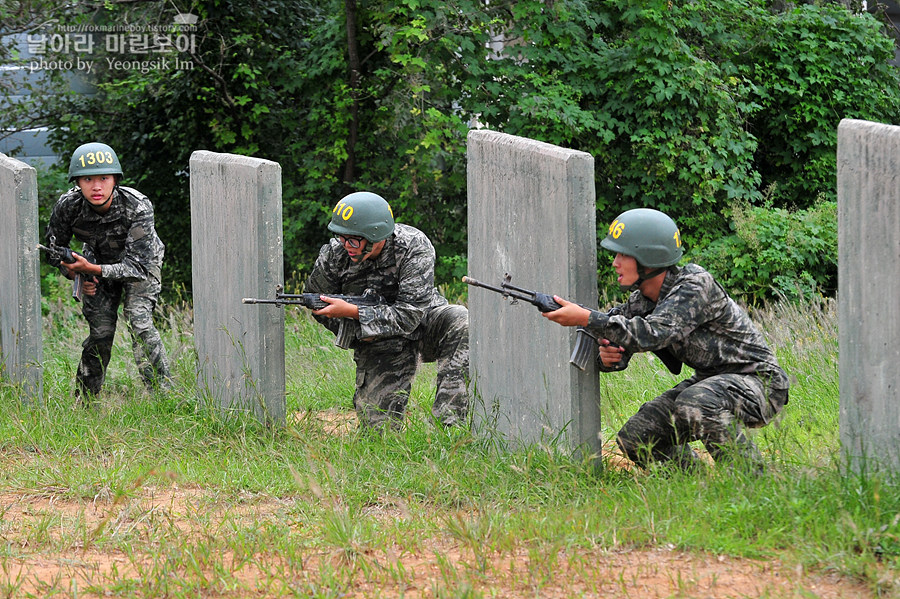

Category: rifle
[36, 238, 87, 302]
[242, 285, 385, 349]
[463, 273, 682, 374]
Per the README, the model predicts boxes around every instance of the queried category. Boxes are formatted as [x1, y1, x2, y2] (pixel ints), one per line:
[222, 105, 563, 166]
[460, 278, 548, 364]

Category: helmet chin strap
[84, 183, 117, 213]
[620, 267, 667, 293]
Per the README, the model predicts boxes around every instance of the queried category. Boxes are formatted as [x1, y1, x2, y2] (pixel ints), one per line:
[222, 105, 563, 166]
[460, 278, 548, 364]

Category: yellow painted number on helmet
[77, 151, 115, 167]
[609, 219, 625, 239]
[333, 200, 354, 221]
[673, 229, 681, 248]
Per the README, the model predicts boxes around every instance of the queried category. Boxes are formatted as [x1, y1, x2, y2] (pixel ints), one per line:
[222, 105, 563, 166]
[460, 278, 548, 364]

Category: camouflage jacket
[586, 263, 788, 388]
[45, 186, 165, 282]
[304, 223, 448, 342]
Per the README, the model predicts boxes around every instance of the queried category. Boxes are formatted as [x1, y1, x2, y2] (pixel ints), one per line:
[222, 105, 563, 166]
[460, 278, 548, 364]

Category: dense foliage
[4, 0, 899, 302]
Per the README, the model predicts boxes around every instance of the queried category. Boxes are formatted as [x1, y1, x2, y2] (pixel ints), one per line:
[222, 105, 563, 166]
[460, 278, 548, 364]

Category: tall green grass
[0, 290, 897, 597]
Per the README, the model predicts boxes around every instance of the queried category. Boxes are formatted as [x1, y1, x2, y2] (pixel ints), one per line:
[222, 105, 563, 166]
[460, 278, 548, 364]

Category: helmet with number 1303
[600, 208, 683, 268]
[327, 191, 395, 243]
[68, 142, 123, 182]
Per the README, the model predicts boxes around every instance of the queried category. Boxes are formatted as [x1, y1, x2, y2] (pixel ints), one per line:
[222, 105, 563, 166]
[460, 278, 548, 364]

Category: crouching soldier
[44, 142, 171, 402]
[303, 191, 470, 430]
[542, 208, 789, 472]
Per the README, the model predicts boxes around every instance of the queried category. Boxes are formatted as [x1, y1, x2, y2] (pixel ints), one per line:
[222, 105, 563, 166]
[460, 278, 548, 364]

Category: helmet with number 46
[601, 208, 683, 268]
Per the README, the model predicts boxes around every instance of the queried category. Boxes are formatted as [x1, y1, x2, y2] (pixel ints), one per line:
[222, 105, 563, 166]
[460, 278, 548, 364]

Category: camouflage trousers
[76, 275, 171, 397]
[616, 372, 788, 471]
[352, 304, 469, 429]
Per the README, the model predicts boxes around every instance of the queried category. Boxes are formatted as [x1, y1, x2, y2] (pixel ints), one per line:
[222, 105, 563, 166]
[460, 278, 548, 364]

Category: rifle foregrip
[533, 292, 562, 313]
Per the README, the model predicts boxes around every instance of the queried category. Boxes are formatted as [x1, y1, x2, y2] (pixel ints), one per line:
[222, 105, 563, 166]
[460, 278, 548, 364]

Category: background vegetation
[3, 0, 898, 302]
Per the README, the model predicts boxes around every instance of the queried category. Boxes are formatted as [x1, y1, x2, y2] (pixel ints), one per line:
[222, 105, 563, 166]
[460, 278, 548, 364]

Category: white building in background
[0, 32, 95, 168]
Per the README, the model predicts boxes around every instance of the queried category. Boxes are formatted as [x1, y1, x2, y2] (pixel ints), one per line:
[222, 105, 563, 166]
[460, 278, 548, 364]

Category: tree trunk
[343, 0, 360, 184]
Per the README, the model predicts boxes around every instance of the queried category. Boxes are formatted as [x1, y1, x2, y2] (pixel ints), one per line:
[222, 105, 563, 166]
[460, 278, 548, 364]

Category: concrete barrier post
[190, 151, 285, 424]
[837, 119, 900, 472]
[467, 130, 601, 458]
[0, 153, 42, 402]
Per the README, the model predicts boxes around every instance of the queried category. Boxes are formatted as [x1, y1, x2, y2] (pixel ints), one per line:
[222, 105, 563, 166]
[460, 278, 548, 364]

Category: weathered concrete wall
[467, 130, 600, 457]
[837, 118, 900, 472]
[190, 151, 285, 424]
[0, 153, 42, 401]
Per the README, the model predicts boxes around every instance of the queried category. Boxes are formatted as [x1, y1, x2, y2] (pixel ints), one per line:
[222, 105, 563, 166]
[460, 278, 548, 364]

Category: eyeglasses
[336, 235, 365, 249]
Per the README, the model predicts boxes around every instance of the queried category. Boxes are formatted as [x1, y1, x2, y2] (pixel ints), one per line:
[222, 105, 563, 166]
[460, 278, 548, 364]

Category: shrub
[691, 198, 837, 304]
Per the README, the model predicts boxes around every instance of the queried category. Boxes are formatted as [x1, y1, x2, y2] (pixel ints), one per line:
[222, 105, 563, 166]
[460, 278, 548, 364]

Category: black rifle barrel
[461, 275, 535, 304]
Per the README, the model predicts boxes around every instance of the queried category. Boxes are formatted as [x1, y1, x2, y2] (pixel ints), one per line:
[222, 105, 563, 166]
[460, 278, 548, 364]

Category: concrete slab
[190, 151, 285, 424]
[467, 130, 601, 458]
[837, 118, 900, 472]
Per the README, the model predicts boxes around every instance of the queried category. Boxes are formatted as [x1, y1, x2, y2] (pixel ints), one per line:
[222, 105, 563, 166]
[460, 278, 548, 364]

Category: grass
[0, 289, 898, 597]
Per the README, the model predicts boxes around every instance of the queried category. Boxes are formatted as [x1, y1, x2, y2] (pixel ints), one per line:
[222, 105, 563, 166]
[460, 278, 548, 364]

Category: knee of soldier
[616, 423, 646, 462]
[446, 304, 469, 333]
[83, 334, 115, 350]
[124, 310, 155, 336]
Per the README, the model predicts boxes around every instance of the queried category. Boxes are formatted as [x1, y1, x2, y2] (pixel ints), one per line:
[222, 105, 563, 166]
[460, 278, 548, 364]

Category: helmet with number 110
[600, 208, 683, 268]
[68, 142, 123, 182]
[328, 191, 395, 242]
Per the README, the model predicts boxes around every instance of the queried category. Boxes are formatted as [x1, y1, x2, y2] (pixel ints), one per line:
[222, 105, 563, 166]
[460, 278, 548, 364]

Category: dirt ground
[0, 487, 878, 598]
[0, 411, 884, 597]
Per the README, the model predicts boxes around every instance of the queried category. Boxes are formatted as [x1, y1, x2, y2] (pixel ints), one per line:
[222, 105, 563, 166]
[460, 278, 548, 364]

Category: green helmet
[68, 142, 123, 182]
[600, 208, 683, 268]
[327, 192, 395, 242]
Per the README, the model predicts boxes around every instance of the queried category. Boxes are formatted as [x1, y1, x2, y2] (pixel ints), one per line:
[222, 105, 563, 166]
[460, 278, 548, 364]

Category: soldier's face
[612, 253, 639, 287]
[77, 175, 116, 212]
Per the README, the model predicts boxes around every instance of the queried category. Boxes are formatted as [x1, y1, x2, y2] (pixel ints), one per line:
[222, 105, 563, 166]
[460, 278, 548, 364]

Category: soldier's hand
[598, 338, 625, 367]
[82, 276, 99, 297]
[313, 295, 360, 320]
[62, 252, 101, 277]
[542, 295, 590, 327]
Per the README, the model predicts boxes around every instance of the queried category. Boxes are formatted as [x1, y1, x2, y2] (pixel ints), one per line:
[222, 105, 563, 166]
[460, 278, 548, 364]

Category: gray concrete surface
[190, 151, 285, 424]
[467, 130, 601, 458]
[0, 153, 42, 401]
[837, 118, 900, 472]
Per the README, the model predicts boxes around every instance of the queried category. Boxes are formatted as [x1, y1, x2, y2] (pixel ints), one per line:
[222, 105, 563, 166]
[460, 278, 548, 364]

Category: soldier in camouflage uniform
[304, 191, 470, 429]
[544, 208, 789, 471]
[44, 142, 171, 401]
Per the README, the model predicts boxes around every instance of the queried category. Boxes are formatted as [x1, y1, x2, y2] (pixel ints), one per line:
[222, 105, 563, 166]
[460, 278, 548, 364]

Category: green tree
[11, 0, 899, 300]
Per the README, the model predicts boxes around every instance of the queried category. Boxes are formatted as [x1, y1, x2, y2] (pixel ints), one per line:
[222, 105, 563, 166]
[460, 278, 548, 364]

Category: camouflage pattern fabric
[46, 186, 170, 398]
[584, 263, 789, 470]
[305, 223, 470, 428]
[78, 275, 171, 396]
[45, 186, 165, 280]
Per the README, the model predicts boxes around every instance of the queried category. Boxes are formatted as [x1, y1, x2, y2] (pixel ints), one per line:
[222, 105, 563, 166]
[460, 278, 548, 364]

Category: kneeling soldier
[304, 191, 470, 429]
